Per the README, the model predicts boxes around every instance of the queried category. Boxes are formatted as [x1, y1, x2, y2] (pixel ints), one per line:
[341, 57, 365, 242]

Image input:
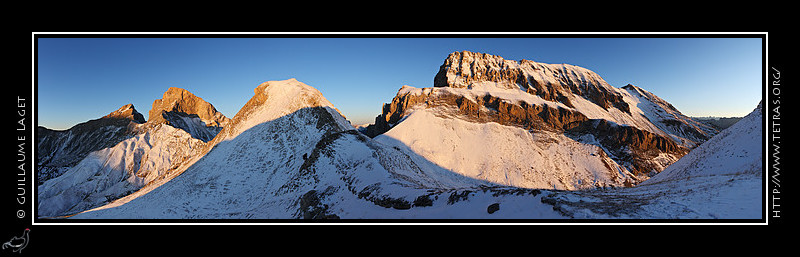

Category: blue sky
[36, 36, 763, 130]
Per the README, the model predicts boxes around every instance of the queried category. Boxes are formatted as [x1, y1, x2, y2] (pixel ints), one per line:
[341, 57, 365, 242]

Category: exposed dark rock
[363, 88, 590, 137]
[567, 119, 687, 176]
[298, 189, 340, 219]
[447, 190, 473, 205]
[487, 203, 500, 214]
[356, 183, 412, 210]
[413, 194, 434, 207]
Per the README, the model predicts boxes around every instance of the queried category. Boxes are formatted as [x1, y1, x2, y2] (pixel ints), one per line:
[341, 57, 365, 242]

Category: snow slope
[542, 102, 763, 219]
[371, 83, 683, 187]
[375, 109, 639, 190]
[641, 101, 762, 185]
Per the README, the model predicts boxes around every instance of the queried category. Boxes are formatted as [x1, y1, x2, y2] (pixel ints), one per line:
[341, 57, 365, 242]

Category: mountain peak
[434, 50, 515, 90]
[163, 86, 193, 100]
[210, 78, 350, 146]
[102, 103, 146, 123]
[250, 78, 337, 113]
[148, 87, 229, 127]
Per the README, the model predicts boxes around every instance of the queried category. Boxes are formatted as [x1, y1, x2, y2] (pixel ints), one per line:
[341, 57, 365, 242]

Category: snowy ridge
[621, 84, 718, 148]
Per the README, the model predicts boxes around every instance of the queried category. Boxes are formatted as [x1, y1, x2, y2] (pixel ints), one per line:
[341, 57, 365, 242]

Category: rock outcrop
[567, 119, 686, 176]
[363, 86, 589, 137]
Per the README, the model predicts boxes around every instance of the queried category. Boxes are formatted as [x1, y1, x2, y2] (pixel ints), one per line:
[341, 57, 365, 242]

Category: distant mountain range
[37, 51, 762, 220]
[692, 116, 743, 130]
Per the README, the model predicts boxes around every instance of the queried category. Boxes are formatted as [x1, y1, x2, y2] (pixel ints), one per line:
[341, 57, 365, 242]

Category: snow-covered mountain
[37, 88, 228, 217]
[365, 51, 717, 189]
[37, 104, 146, 184]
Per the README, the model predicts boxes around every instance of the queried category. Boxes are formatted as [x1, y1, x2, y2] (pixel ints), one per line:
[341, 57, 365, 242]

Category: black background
[9, 27, 788, 255]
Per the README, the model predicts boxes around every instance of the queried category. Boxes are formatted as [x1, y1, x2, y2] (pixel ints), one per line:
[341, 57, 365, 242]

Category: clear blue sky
[36, 36, 763, 130]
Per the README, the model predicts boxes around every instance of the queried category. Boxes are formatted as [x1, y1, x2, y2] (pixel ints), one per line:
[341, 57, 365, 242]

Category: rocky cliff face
[147, 87, 230, 142]
[367, 51, 707, 181]
[364, 85, 589, 137]
[433, 51, 631, 114]
[36, 104, 146, 184]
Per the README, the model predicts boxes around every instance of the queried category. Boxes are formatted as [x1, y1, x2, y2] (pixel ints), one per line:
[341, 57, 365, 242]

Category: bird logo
[2, 228, 29, 253]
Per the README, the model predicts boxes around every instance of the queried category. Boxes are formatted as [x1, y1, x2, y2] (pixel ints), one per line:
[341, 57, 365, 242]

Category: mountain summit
[210, 78, 349, 144]
[147, 87, 230, 142]
[433, 50, 631, 113]
[102, 103, 146, 123]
